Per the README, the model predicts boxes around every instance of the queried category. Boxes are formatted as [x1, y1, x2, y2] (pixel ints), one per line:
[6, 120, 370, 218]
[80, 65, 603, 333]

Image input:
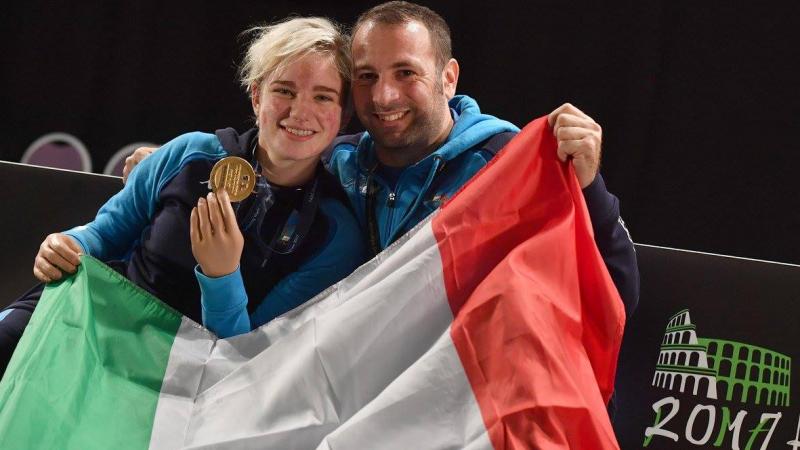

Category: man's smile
[375, 111, 409, 122]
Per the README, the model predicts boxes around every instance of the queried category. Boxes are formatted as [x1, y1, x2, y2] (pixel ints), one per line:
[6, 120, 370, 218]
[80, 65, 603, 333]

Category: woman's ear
[250, 82, 261, 116]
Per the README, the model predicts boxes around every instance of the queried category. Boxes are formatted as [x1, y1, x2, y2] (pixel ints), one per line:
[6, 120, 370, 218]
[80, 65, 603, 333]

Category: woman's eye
[273, 88, 293, 96]
[316, 95, 333, 102]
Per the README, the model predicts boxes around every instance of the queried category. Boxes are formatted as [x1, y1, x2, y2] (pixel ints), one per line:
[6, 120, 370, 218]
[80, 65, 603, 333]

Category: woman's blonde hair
[239, 17, 351, 102]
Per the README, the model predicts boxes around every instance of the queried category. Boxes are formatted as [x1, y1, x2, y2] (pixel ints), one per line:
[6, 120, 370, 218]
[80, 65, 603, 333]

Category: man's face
[352, 21, 457, 166]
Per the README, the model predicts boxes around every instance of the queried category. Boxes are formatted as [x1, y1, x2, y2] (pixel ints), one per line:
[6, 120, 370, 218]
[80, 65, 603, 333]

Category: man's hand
[190, 189, 244, 278]
[33, 233, 82, 283]
[548, 103, 602, 188]
[122, 147, 158, 184]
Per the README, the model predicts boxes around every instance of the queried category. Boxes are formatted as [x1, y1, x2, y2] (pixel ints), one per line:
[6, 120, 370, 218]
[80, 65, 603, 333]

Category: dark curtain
[2, 1, 798, 264]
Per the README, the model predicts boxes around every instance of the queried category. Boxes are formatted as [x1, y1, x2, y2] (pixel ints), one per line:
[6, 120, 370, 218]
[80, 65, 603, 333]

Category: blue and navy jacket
[65, 128, 366, 337]
[326, 95, 639, 316]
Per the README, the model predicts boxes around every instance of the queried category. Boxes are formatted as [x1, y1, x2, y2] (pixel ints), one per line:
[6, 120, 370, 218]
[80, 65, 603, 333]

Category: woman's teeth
[285, 127, 313, 136]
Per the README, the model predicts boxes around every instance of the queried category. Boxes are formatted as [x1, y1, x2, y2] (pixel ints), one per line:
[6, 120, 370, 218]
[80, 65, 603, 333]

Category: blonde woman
[1, 17, 366, 372]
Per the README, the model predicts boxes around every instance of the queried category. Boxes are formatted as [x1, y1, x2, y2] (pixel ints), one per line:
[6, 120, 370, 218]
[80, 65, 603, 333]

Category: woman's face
[251, 53, 344, 168]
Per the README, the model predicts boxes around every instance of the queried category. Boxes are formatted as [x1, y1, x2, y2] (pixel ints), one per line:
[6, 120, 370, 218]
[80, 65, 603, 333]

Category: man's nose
[372, 78, 400, 107]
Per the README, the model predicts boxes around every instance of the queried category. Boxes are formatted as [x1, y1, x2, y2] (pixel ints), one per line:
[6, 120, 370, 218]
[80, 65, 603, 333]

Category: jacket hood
[439, 95, 519, 160]
[215, 127, 259, 159]
[356, 95, 519, 169]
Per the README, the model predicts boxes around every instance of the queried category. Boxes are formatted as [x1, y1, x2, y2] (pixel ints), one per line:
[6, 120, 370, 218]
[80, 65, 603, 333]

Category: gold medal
[209, 157, 257, 202]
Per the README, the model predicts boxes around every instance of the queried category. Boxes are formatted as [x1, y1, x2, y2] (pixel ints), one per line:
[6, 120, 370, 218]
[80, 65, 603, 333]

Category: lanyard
[270, 176, 320, 255]
[233, 154, 321, 267]
[364, 168, 381, 257]
[364, 158, 448, 257]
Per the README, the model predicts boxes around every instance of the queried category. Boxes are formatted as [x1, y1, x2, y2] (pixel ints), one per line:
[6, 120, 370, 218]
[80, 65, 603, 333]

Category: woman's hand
[33, 233, 82, 283]
[190, 189, 243, 278]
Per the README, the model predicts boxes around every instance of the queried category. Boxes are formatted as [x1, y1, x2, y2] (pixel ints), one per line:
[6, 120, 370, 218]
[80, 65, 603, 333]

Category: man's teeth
[379, 112, 406, 121]
[285, 127, 314, 137]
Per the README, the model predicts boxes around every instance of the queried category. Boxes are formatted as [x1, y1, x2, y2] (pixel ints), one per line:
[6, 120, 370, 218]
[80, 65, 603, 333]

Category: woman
[0, 17, 366, 359]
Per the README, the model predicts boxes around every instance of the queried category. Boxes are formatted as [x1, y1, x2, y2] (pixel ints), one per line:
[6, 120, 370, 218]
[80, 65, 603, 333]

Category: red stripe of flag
[433, 116, 625, 449]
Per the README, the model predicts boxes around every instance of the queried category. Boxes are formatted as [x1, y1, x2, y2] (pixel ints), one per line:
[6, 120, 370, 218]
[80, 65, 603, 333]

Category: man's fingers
[556, 126, 600, 142]
[122, 147, 158, 184]
[548, 103, 574, 127]
[218, 189, 238, 233]
[557, 137, 597, 158]
[556, 144, 570, 162]
[548, 102, 591, 125]
[548, 103, 603, 189]
[553, 113, 601, 134]
[557, 139, 587, 161]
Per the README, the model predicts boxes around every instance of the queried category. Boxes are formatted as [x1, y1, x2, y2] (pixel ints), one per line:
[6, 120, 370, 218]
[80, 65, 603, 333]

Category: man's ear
[250, 82, 261, 116]
[442, 58, 460, 99]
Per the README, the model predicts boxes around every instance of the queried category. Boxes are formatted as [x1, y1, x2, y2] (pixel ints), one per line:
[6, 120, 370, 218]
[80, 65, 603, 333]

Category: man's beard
[368, 100, 450, 166]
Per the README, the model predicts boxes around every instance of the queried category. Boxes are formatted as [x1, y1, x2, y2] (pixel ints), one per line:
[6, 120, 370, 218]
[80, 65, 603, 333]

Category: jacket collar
[354, 95, 519, 174]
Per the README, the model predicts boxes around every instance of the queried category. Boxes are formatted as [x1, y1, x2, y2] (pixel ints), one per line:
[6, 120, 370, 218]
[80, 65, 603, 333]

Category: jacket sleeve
[195, 266, 251, 337]
[582, 174, 640, 318]
[62, 133, 198, 260]
[198, 198, 367, 338]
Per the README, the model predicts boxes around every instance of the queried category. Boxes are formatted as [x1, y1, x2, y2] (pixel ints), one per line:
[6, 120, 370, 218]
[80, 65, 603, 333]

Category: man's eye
[357, 73, 377, 81]
[399, 70, 415, 77]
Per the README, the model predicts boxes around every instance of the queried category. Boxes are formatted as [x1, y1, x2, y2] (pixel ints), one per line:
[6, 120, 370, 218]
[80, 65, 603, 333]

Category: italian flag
[0, 117, 625, 449]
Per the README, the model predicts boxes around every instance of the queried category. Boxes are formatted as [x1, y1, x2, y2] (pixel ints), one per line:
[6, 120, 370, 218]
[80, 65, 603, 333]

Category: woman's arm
[248, 199, 367, 330]
[190, 189, 249, 337]
[196, 197, 367, 338]
[31, 233, 82, 283]
[61, 132, 218, 262]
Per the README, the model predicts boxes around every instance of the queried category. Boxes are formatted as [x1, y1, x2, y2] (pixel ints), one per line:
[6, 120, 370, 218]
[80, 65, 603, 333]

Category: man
[121, 1, 638, 315]
[329, 2, 638, 315]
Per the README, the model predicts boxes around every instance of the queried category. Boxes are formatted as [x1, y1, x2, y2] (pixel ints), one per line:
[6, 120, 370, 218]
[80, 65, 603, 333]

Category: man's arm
[582, 174, 639, 317]
[123, 147, 157, 183]
[548, 103, 639, 317]
[548, 103, 602, 189]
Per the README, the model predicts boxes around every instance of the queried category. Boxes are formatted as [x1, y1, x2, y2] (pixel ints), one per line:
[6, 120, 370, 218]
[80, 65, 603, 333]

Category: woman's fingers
[49, 235, 81, 268]
[207, 192, 225, 234]
[61, 235, 83, 260]
[218, 189, 238, 234]
[190, 207, 201, 243]
[33, 255, 61, 282]
[32, 233, 84, 283]
[40, 245, 77, 273]
[197, 197, 212, 239]
[33, 265, 52, 283]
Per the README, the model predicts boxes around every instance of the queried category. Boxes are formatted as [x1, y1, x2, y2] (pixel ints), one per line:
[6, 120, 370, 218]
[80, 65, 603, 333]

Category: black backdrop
[2, 1, 799, 264]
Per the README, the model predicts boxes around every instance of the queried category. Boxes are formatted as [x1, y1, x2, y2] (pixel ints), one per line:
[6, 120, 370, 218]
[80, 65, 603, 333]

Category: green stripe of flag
[0, 256, 183, 450]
